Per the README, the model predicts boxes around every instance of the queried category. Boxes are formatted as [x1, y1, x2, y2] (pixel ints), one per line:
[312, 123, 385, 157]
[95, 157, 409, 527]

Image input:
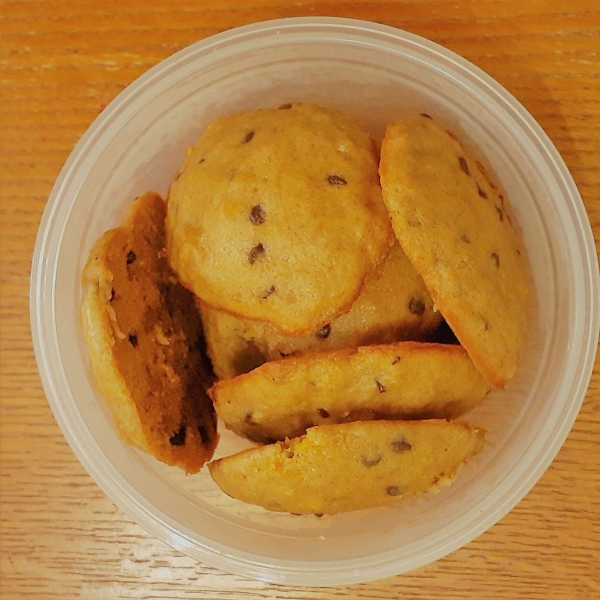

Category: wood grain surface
[1, 0, 599, 598]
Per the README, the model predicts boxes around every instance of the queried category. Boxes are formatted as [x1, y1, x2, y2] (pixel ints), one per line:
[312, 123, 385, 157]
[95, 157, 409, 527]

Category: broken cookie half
[80, 192, 218, 473]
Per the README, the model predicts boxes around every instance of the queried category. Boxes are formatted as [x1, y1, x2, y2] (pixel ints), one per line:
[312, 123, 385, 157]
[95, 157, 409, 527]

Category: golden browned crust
[166, 103, 394, 336]
[200, 242, 443, 380]
[208, 341, 490, 442]
[379, 115, 529, 388]
[208, 419, 485, 514]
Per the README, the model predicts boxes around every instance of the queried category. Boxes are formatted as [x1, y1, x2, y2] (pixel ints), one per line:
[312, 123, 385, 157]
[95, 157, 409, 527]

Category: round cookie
[208, 341, 490, 442]
[81, 192, 218, 473]
[167, 103, 394, 336]
[208, 420, 485, 514]
[379, 115, 529, 388]
[201, 242, 443, 380]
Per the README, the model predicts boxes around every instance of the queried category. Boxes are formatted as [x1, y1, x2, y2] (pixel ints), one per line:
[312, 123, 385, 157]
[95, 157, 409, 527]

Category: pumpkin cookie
[208, 420, 485, 514]
[201, 242, 442, 380]
[209, 341, 490, 442]
[167, 103, 394, 336]
[81, 192, 218, 473]
[379, 115, 529, 387]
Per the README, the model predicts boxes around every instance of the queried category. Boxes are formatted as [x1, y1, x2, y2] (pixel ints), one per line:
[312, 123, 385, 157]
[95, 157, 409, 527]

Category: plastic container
[30, 17, 599, 586]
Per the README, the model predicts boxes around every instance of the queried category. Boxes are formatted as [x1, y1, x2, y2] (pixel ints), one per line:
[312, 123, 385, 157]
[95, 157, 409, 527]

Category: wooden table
[2, 1, 599, 598]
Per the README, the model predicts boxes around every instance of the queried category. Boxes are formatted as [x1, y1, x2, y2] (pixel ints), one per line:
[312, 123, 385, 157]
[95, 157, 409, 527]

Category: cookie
[379, 115, 529, 388]
[208, 420, 485, 514]
[81, 192, 218, 473]
[208, 341, 490, 442]
[166, 103, 394, 336]
[201, 242, 443, 380]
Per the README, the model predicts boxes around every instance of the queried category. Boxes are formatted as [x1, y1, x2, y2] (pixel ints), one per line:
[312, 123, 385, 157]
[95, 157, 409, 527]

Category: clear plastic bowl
[30, 17, 599, 586]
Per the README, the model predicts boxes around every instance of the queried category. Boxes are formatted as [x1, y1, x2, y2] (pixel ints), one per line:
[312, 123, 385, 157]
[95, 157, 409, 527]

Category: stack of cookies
[81, 104, 529, 514]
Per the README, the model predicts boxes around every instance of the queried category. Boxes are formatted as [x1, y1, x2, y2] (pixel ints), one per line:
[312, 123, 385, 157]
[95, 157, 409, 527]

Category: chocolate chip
[314, 513, 324, 518]
[244, 412, 254, 424]
[314, 324, 331, 339]
[496, 205, 504, 221]
[261, 285, 276, 299]
[386, 485, 403, 497]
[278, 103, 292, 110]
[128, 334, 138, 348]
[169, 426, 186, 446]
[362, 455, 382, 467]
[318, 408, 330, 418]
[376, 380, 386, 393]
[110, 288, 115, 301]
[460, 233, 470, 243]
[391, 438, 412, 453]
[420, 113, 433, 119]
[242, 131, 255, 143]
[391, 356, 401, 365]
[198, 425, 211, 445]
[126, 250, 136, 265]
[198, 158, 205, 164]
[249, 204, 266, 225]
[491, 252, 500, 268]
[327, 174, 347, 185]
[459, 156, 470, 175]
[408, 219, 422, 227]
[248, 243, 265, 264]
[477, 184, 488, 199]
[408, 298, 425, 315]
